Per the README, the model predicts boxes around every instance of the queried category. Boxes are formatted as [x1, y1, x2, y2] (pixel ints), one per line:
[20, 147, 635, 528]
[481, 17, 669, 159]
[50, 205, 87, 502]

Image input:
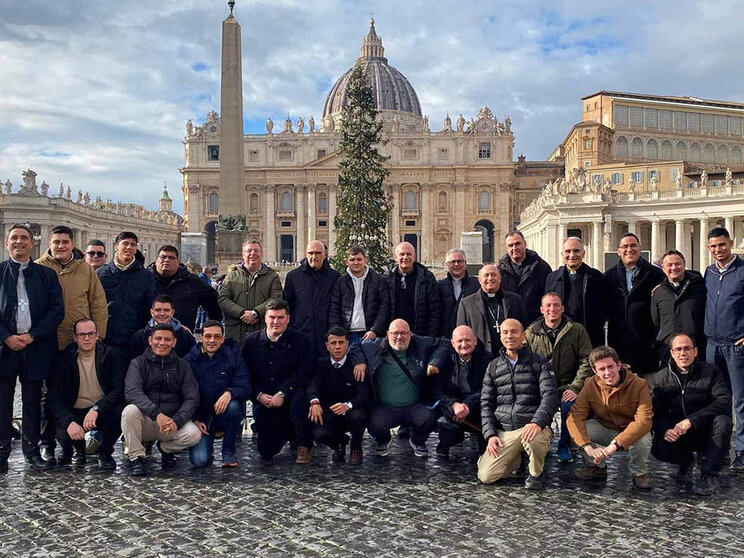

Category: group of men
[1, 222, 742, 496]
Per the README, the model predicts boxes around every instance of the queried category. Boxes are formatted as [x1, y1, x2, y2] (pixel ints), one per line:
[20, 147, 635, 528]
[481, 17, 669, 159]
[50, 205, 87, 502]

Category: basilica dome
[322, 20, 422, 126]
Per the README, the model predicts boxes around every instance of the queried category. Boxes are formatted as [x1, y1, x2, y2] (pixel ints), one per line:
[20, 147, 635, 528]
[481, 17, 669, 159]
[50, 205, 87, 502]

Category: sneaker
[435, 442, 450, 458]
[349, 448, 363, 464]
[296, 446, 312, 464]
[695, 473, 718, 496]
[673, 464, 694, 485]
[129, 457, 148, 477]
[574, 466, 608, 481]
[221, 459, 238, 468]
[557, 445, 574, 463]
[632, 474, 653, 490]
[731, 452, 744, 473]
[524, 473, 545, 490]
[99, 454, 117, 471]
[332, 444, 346, 463]
[408, 438, 428, 458]
[156, 442, 177, 469]
[375, 439, 392, 457]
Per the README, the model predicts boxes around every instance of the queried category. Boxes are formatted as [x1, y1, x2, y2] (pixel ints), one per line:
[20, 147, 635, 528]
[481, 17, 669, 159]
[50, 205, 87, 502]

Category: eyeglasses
[619, 243, 639, 250]
[158, 255, 177, 261]
[75, 331, 97, 339]
[307, 251, 324, 255]
[388, 331, 411, 338]
[202, 334, 224, 341]
[447, 259, 465, 265]
[85, 251, 105, 257]
[671, 346, 695, 353]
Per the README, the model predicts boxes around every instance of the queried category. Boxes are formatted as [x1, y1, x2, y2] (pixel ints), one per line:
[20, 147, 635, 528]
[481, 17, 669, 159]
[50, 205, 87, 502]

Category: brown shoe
[632, 474, 653, 490]
[349, 448, 363, 464]
[574, 466, 608, 480]
[296, 446, 312, 464]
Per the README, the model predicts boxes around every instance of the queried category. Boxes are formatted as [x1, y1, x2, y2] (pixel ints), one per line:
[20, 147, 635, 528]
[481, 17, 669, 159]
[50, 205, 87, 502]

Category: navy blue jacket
[308, 355, 371, 411]
[185, 338, 251, 423]
[705, 256, 744, 345]
[283, 259, 340, 357]
[148, 263, 222, 331]
[97, 251, 155, 346]
[0, 258, 64, 380]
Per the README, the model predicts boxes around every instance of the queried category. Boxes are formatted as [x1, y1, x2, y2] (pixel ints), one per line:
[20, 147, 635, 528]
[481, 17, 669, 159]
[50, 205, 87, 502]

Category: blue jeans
[707, 343, 744, 451]
[189, 400, 245, 466]
[348, 332, 363, 345]
[559, 399, 575, 449]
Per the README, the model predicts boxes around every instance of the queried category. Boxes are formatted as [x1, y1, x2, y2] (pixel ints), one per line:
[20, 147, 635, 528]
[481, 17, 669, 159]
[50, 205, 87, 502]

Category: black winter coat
[383, 262, 442, 337]
[545, 263, 607, 347]
[456, 289, 528, 354]
[124, 347, 199, 429]
[498, 249, 552, 324]
[481, 346, 558, 438]
[604, 257, 665, 375]
[435, 341, 492, 412]
[651, 271, 707, 351]
[308, 356, 371, 410]
[48, 341, 125, 428]
[97, 251, 155, 346]
[149, 263, 222, 331]
[328, 268, 389, 337]
[437, 271, 480, 337]
[283, 259, 340, 357]
[0, 259, 64, 380]
[652, 359, 731, 434]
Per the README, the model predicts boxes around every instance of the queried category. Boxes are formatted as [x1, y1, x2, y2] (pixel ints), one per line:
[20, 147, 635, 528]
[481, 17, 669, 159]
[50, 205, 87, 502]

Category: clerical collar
[10, 257, 30, 268]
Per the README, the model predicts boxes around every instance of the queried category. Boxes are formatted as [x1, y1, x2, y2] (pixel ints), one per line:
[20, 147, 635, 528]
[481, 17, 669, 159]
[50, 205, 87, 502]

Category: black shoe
[10, 425, 20, 441]
[435, 442, 450, 458]
[731, 452, 744, 473]
[524, 473, 545, 490]
[25, 454, 54, 471]
[129, 457, 148, 476]
[695, 474, 718, 496]
[332, 444, 346, 463]
[157, 442, 177, 469]
[510, 454, 528, 479]
[71, 450, 86, 467]
[0, 458, 8, 474]
[40, 447, 56, 467]
[99, 454, 117, 471]
[58, 449, 73, 467]
[674, 464, 694, 485]
[397, 426, 410, 439]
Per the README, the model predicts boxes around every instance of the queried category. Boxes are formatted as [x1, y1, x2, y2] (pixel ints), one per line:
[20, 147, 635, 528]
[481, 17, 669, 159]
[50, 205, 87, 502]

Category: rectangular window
[629, 106, 643, 128]
[612, 172, 623, 184]
[281, 221, 291, 227]
[702, 114, 714, 133]
[403, 148, 417, 160]
[632, 171, 644, 183]
[688, 112, 701, 132]
[584, 139, 592, 149]
[518, 193, 526, 199]
[671, 168, 680, 180]
[278, 150, 292, 161]
[716, 115, 728, 135]
[438, 148, 448, 160]
[318, 220, 327, 227]
[674, 111, 687, 131]
[405, 220, 416, 227]
[659, 110, 673, 130]
[316, 149, 327, 158]
[248, 150, 259, 162]
[730, 117, 742, 136]
[613, 105, 629, 127]
[478, 142, 491, 159]
[644, 108, 658, 128]
[207, 145, 219, 161]
[584, 161, 591, 167]
[649, 169, 659, 180]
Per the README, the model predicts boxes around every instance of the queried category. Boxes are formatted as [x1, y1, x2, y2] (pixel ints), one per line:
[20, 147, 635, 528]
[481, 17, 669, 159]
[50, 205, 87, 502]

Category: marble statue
[443, 113, 452, 132]
[674, 174, 683, 190]
[66, 186, 71, 199]
[20, 169, 39, 195]
[650, 175, 659, 192]
[186, 119, 194, 136]
[700, 170, 708, 188]
[308, 116, 315, 133]
[422, 116, 429, 132]
[297, 116, 304, 134]
[504, 115, 512, 133]
[283, 116, 293, 133]
[4, 180, 11, 194]
[84, 192, 90, 205]
[59, 183, 64, 197]
[266, 117, 274, 134]
[456, 114, 465, 133]
[725, 167, 733, 185]
[77, 190, 83, 203]
[628, 178, 636, 192]
[40, 181, 49, 196]
[392, 115, 400, 133]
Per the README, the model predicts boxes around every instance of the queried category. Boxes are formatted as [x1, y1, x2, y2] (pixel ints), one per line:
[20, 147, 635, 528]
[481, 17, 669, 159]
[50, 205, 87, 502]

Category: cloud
[1, 0, 742, 215]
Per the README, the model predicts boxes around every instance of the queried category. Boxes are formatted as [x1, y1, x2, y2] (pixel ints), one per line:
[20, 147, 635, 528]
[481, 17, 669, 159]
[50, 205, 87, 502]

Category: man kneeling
[121, 324, 201, 476]
[477, 319, 558, 490]
[567, 346, 653, 489]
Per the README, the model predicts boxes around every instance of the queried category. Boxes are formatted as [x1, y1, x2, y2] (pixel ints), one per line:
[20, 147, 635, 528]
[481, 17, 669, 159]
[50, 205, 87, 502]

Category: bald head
[500, 318, 525, 351]
[394, 242, 416, 273]
[451, 325, 477, 359]
[306, 240, 326, 269]
[478, 264, 501, 294]
[387, 319, 412, 351]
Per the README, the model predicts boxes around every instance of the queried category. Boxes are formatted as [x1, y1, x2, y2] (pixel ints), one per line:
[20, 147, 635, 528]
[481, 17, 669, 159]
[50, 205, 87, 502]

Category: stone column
[650, 219, 661, 262]
[557, 223, 567, 265]
[592, 221, 603, 270]
[699, 217, 710, 272]
[296, 185, 306, 261]
[546, 223, 558, 269]
[725, 217, 734, 241]
[391, 184, 401, 247]
[420, 183, 433, 264]
[328, 186, 337, 257]
[627, 220, 637, 235]
[307, 184, 316, 243]
[675, 219, 685, 260]
[265, 185, 276, 264]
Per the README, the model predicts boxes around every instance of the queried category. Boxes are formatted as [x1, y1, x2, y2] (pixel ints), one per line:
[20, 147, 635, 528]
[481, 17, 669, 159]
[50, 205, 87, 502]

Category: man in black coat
[308, 327, 371, 464]
[652, 333, 732, 495]
[283, 240, 340, 358]
[456, 264, 527, 354]
[48, 318, 124, 470]
[545, 237, 606, 347]
[129, 294, 196, 360]
[383, 242, 441, 337]
[148, 245, 221, 332]
[437, 248, 479, 338]
[0, 224, 64, 472]
[604, 233, 664, 377]
[328, 245, 388, 344]
[96, 231, 155, 365]
[651, 250, 707, 365]
[498, 230, 552, 324]
[477, 319, 558, 490]
[434, 325, 491, 457]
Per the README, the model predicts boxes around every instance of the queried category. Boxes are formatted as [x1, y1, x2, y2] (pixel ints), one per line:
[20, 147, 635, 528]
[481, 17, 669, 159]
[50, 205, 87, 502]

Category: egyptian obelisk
[216, 0, 246, 265]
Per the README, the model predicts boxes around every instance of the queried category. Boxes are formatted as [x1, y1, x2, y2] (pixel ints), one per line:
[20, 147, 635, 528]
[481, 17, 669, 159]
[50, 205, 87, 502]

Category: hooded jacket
[36, 248, 108, 349]
[97, 251, 155, 346]
[498, 249, 552, 324]
[383, 261, 442, 337]
[651, 270, 706, 350]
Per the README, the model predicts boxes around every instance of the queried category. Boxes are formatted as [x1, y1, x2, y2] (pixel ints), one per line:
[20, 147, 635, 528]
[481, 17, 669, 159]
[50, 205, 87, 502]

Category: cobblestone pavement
[1, 422, 743, 558]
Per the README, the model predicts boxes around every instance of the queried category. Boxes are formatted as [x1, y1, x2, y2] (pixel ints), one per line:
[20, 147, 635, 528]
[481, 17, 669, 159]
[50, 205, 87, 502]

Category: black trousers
[55, 405, 124, 457]
[39, 380, 56, 451]
[0, 351, 43, 459]
[368, 403, 436, 446]
[254, 393, 312, 458]
[438, 409, 485, 452]
[313, 408, 367, 450]
[652, 414, 732, 476]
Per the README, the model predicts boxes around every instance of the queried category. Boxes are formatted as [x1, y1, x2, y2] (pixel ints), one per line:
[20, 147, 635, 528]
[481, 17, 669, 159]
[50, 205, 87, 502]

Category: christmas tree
[332, 63, 392, 271]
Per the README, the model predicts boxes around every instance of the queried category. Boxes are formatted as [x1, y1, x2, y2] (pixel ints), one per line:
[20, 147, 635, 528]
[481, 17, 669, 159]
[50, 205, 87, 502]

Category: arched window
[631, 137, 643, 158]
[249, 192, 259, 213]
[438, 191, 447, 212]
[690, 143, 701, 161]
[704, 143, 715, 163]
[209, 193, 218, 212]
[318, 193, 328, 214]
[280, 191, 294, 211]
[717, 145, 729, 164]
[661, 140, 672, 160]
[615, 137, 628, 158]
[478, 190, 491, 212]
[646, 139, 658, 159]
[675, 141, 687, 160]
[732, 147, 742, 164]
[403, 190, 417, 210]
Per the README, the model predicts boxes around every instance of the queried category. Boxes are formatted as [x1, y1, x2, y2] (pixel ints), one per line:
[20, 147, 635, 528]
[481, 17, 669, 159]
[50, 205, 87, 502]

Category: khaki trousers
[477, 426, 553, 484]
[120, 404, 201, 460]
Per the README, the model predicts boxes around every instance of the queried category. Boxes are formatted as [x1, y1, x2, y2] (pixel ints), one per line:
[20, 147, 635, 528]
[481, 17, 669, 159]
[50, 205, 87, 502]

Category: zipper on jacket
[670, 369, 688, 417]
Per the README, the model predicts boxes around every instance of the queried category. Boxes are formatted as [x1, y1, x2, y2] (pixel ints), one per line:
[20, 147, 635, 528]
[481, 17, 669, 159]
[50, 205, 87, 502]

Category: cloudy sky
[1, 0, 742, 214]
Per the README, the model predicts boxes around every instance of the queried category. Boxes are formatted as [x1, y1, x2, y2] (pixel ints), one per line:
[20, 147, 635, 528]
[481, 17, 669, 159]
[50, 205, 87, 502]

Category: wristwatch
[92, 405, 100, 412]
[277, 391, 286, 399]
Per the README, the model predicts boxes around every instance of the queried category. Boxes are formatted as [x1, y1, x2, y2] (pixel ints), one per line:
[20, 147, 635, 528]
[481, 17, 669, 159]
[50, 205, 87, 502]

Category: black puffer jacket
[97, 251, 155, 346]
[284, 258, 340, 357]
[148, 263, 222, 331]
[481, 346, 558, 439]
[383, 261, 442, 337]
[328, 268, 389, 337]
[652, 359, 731, 434]
[498, 249, 552, 324]
[437, 271, 480, 337]
[651, 270, 707, 351]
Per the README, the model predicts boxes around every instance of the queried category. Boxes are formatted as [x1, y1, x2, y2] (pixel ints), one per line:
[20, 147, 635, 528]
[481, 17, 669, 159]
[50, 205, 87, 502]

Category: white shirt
[11, 258, 31, 334]
[451, 276, 463, 301]
[347, 267, 369, 332]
